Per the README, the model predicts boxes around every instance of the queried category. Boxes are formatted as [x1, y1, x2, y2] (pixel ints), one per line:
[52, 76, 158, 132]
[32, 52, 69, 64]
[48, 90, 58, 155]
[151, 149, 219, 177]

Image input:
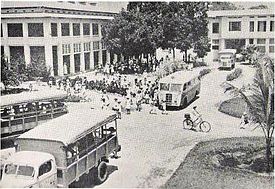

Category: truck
[218, 49, 237, 70]
[0, 109, 121, 188]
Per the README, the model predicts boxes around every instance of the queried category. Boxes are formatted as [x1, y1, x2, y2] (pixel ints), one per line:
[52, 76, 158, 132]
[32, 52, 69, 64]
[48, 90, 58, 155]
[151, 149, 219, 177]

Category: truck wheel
[95, 161, 108, 184]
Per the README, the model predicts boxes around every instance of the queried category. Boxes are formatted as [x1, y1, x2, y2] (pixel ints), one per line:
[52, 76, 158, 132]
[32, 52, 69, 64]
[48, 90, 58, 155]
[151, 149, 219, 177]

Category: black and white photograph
[0, 0, 274, 188]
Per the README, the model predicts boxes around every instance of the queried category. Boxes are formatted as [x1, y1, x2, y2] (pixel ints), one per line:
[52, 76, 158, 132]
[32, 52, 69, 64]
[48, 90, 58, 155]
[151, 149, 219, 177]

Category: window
[270, 21, 274, 32]
[39, 161, 52, 177]
[61, 23, 70, 36]
[62, 44, 71, 54]
[170, 84, 182, 92]
[249, 38, 254, 44]
[257, 38, 266, 44]
[212, 23, 219, 33]
[249, 21, 254, 32]
[270, 38, 274, 44]
[229, 22, 241, 31]
[92, 23, 99, 35]
[1, 24, 3, 37]
[73, 23, 80, 36]
[101, 42, 106, 49]
[73, 43, 81, 53]
[257, 46, 266, 53]
[84, 42, 90, 51]
[28, 23, 44, 37]
[160, 83, 170, 91]
[83, 23, 90, 35]
[258, 21, 266, 32]
[212, 39, 219, 44]
[8, 23, 23, 37]
[269, 46, 274, 53]
[51, 23, 57, 37]
[93, 41, 100, 50]
[18, 166, 35, 177]
[212, 45, 219, 50]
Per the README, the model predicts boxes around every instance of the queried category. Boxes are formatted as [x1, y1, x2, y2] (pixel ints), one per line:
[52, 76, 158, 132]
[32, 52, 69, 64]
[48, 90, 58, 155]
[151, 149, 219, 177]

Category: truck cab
[1, 151, 57, 188]
[218, 49, 236, 70]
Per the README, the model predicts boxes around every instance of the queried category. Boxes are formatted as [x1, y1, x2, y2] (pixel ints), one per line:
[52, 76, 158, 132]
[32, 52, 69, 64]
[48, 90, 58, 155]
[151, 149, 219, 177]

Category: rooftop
[208, 8, 275, 18]
[18, 109, 117, 145]
[159, 70, 201, 84]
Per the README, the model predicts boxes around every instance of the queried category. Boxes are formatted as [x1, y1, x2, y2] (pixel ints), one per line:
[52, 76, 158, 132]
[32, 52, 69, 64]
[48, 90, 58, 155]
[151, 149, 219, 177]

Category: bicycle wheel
[183, 119, 193, 130]
[199, 121, 211, 132]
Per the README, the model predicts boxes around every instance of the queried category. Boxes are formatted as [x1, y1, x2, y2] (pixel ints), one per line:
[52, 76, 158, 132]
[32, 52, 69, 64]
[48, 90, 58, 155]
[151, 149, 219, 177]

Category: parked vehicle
[158, 70, 201, 107]
[218, 49, 236, 70]
[0, 109, 121, 188]
[1, 90, 68, 140]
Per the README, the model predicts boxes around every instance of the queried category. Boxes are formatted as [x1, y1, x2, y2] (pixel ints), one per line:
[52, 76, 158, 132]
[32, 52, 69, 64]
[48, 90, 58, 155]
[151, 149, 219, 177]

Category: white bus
[158, 70, 201, 107]
[218, 49, 236, 70]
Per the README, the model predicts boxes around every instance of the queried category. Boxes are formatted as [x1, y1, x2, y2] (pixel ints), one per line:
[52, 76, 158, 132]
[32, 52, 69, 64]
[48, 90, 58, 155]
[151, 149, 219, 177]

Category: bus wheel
[199, 121, 211, 132]
[95, 161, 108, 184]
[183, 119, 193, 130]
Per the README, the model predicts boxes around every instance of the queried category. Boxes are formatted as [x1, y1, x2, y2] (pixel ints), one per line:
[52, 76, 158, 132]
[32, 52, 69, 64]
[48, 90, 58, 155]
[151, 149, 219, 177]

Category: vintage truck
[0, 109, 121, 188]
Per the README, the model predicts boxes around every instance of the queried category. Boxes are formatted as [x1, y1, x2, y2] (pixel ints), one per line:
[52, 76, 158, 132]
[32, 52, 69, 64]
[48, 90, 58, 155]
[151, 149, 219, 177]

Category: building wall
[1, 17, 111, 76]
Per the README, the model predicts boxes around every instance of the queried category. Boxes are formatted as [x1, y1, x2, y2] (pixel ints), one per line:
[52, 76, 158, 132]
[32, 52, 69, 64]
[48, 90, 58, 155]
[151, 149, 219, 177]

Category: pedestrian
[48, 78, 53, 88]
[149, 98, 157, 114]
[117, 101, 122, 119]
[112, 98, 119, 112]
[29, 83, 33, 92]
[125, 97, 131, 114]
[161, 100, 168, 115]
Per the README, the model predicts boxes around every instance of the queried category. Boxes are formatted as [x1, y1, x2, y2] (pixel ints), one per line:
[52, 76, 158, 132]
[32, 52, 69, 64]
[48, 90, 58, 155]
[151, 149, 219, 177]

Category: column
[80, 23, 83, 36]
[98, 50, 102, 66]
[4, 45, 10, 63]
[24, 45, 31, 65]
[2, 22, 8, 38]
[57, 44, 64, 76]
[113, 54, 117, 63]
[220, 39, 225, 51]
[69, 23, 73, 36]
[23, 22, 28, 38]
[107, 51, 111, 64]
[57, 22, 62, 37]
[45, 45, 54, 76]
[80, 43, 85, 72]
[44, 21, 51, 38]
[245, 38, 249, 47]
[90, 50, 94, 70]
[70, 44, 75, 74]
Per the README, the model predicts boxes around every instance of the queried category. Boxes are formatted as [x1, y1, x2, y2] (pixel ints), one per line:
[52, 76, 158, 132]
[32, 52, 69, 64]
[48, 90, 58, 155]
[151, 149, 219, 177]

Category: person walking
[125, 97, 131, 114]
[239, 112, 250, 129]
[161, 100, 168, 115]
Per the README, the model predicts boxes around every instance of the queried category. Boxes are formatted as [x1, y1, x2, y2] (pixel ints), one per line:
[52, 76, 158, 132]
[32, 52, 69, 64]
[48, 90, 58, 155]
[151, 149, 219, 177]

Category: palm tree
[226, 55, 274, 172]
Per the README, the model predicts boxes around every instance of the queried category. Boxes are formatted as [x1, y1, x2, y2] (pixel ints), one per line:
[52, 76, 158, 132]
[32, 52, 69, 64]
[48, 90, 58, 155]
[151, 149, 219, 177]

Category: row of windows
[2, 22, 100, 37]
[212, 21, 274, 33]
[61, 41, 104, 55]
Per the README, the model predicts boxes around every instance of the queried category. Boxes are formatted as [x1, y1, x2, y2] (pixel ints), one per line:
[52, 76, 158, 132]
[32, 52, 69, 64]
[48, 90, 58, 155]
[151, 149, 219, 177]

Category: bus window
[170, 84, 182, 92]
[187, 81, 191, 86]
[160, 83, 170, 91]
[183, 84, 187, 91]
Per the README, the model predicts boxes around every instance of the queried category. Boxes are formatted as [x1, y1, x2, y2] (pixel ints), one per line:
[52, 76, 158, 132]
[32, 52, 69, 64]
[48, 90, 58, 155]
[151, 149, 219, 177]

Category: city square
[1, 1, 274, 188]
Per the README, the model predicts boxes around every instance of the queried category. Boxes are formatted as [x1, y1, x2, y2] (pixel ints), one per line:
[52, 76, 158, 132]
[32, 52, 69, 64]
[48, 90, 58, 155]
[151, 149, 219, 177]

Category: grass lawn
[163, 137, 274, 189]
[218, 97, 247, 118]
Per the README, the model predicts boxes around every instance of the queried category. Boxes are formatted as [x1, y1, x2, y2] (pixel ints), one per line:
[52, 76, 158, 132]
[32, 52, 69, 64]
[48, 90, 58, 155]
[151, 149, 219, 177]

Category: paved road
[80, 64, 261, 188]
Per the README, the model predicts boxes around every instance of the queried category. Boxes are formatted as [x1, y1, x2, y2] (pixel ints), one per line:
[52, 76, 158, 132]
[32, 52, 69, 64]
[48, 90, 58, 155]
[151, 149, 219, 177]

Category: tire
[183, 119, 193, 130]
[95, 161, 108, 184]
[199, 121, 211, 132]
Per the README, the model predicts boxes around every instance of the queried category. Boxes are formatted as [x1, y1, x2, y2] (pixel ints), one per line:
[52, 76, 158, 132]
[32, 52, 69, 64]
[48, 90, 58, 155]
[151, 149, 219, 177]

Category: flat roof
[6, 151, 54, 166]
[18, 109, 117, 145]
[1, 90, 67, 107]
[159, 70, 201, 84]
[208, 8, 275, 18]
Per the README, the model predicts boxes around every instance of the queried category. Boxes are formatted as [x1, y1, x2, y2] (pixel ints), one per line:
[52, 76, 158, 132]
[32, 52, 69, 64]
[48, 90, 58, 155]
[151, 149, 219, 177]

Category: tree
[209, 2, 238, 11]
[249, 4, 268, 9]
[1, 55, 27, 87]
[227, 55, 274, 173]
[241, 45, 259, 64]
[25, 56, 51, 81]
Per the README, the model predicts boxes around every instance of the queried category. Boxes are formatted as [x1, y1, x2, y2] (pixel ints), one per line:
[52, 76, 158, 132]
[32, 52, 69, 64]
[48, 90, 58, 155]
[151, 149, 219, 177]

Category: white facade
[207, 9, 275, 61]
[1, 2, 121, 76]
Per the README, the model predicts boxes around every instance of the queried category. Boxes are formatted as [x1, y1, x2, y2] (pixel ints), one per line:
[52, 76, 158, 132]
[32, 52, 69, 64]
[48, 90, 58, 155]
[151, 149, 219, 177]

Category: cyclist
[191, 106, 201, 121]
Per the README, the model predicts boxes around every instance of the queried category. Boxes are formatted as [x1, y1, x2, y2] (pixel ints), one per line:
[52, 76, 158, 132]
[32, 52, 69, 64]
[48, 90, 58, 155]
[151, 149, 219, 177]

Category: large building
[1, 1, 126, 76]
[207, 8, 274, 61]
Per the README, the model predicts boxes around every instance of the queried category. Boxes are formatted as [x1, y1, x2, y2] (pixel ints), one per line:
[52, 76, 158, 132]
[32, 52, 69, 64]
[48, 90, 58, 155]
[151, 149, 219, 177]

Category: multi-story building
[1, 1, 126, 76]
[207, 8, 274, 61]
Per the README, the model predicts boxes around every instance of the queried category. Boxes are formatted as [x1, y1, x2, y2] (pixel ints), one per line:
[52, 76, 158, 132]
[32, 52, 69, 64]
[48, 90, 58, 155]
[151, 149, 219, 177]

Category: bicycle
[183, 106, 211, 132]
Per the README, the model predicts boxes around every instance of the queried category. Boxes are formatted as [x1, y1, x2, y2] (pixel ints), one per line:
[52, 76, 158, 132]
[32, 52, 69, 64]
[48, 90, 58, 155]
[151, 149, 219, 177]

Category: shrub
[226, 68, 242, 81]
[193, 61, 207, 68]
[199, 68, 211, 77]
[218, 97, 247, 118]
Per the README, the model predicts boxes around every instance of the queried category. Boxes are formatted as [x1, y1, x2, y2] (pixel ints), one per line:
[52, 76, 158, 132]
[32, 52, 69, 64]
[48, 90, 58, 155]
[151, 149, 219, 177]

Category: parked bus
[1, 90, 68, 140]
[0, 109, 121, 188]
[158, 70, 201, 107]
[218, 49, 236, 70]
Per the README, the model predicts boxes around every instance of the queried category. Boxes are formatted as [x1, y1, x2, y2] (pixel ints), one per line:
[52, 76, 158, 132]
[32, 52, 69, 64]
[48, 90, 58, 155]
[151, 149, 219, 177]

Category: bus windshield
[5, 164, 35, 178]
[170, 84, 182, 92]
[160, 83, 170, 91]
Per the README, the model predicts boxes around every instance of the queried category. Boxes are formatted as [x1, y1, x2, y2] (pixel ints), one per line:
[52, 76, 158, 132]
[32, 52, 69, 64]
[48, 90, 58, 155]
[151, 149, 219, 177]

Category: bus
[218, 49, 236, 70]
[1, 90, 68, 140]
[1, 109, 121, 188]
[158, 70, 201, 107]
